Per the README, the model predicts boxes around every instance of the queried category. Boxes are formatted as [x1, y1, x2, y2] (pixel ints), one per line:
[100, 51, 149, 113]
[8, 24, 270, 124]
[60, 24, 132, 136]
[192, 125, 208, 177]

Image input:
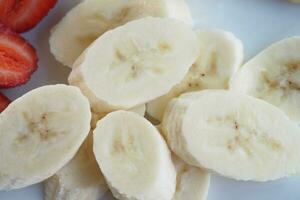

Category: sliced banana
[162, 90, 300, 181]
[54, 106, 145, 198]
[230, 37, 300, 123]
[172, 156, 210, 200]
[69, 17, 199, 113]
[50, 0, 192, 67]
[44, 135, 108, 200]
[0, 85, 91, 190]
[147, 29, 244, 121]
[93, 111, 176, 200]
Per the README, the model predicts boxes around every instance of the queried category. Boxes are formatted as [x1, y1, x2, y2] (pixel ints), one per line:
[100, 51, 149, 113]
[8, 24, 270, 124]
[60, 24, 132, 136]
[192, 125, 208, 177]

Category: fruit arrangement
[0, 0, 300, 200]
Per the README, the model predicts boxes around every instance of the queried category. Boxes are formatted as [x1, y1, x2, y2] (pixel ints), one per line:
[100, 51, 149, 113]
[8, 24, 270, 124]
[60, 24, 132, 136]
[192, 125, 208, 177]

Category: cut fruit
[0, 92, 10, 112]
[147, 29, 243, 121]
[93, 111, 176, 200]
[69, 17, 199, 113]
[0, 24, 38, 88]
[0, 85, 91, 190]
[50, 0, 192, 67]
[0, 0, 57, 32]
[172, 155, 210, 200]
[44, 136, 108, 200]
[230, 37, 300, 123]
[162, 90, 300, 181]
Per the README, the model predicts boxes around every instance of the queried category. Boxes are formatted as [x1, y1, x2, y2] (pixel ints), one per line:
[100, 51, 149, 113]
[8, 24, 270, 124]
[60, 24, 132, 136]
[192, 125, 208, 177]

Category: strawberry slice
[0, 24, 38, 88]
[0, 0, 57, 33]
[0, 92, 10, 112]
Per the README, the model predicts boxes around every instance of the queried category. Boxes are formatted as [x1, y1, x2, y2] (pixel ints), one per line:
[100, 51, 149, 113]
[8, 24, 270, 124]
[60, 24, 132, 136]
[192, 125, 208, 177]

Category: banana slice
[172, 156, 210, 200]
[52, 105, 145, 199]
[162, 90, 300, 181]
[230, 37, 300, 123]
[147, 29, 244, 121]
[93, 111, 176, 200]
[50, 0, 192, 67]
[44, 136, 108, 200]
[69, 17, 199, 113]
[0, 85, 91, 190]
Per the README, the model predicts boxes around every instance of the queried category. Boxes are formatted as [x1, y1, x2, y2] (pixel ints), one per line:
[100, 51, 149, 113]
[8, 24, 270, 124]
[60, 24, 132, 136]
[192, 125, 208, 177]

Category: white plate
[1, 0, 300, 199]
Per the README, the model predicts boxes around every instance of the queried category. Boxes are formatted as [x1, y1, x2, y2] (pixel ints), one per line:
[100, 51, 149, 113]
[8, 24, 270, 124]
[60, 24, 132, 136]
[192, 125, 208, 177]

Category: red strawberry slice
[0, 24, 38, 88]
[0, 0, 57, 33]
[0, 92, 10, 112]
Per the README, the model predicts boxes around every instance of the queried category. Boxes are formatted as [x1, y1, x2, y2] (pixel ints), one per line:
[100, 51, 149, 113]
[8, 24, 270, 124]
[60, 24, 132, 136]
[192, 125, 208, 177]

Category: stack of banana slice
[0, 0, 299, 200]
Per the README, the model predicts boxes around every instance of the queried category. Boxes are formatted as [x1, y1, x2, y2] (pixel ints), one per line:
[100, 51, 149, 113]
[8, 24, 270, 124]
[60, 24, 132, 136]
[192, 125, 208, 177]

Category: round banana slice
[69, 17, 199, 113]
[162, 90, 300, 181]
[44, 136, 108, 200]
[50, 0, 192, 67]
[172, 155, 210, 200]
[93, 111, 176, 200]
[147, 29, 244, 121]
[0, 85, 91, 190]
[230, 37, 300, 123]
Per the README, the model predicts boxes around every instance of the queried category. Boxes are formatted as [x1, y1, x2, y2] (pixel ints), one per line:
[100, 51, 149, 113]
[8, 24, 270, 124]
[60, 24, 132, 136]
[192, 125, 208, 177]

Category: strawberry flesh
[0, 24, 38, 88]
[0, 92, 10, 112]
[0, 0, 57, 33]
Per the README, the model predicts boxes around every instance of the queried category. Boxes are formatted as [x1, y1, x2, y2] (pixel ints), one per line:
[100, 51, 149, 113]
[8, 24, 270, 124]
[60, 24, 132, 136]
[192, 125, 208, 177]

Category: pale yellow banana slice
[43, 104, 145, 200]
[162, 90, 300, 181]
[0, 85, 91, 190]
[147, 29, 244, 121]
[50, 0, 192, 67]
[172, 156, 210, 200]
[44, 136, 108, 200]
[93, 111, 176, 200]
[230, 37, 300, 123]
[69, 17, 199, 113]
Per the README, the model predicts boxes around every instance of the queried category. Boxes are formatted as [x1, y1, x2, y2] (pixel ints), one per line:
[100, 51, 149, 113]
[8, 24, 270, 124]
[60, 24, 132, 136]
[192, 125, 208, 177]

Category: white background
[1, 0, 300, 199]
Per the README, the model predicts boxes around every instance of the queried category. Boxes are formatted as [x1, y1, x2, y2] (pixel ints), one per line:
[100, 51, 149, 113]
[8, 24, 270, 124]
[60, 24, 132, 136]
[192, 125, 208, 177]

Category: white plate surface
[1, 0, 300, 199]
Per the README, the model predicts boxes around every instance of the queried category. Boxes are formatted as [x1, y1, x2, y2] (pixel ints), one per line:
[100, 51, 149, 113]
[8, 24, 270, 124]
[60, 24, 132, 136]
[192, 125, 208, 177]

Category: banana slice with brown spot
[230, 37, 300, 123]
[50, 0, 192, 67]
[69, 17, 199, 113]
[0, 85, 91, 190]
[147, 29, 243, 121]
[162, 90, 300, 181]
